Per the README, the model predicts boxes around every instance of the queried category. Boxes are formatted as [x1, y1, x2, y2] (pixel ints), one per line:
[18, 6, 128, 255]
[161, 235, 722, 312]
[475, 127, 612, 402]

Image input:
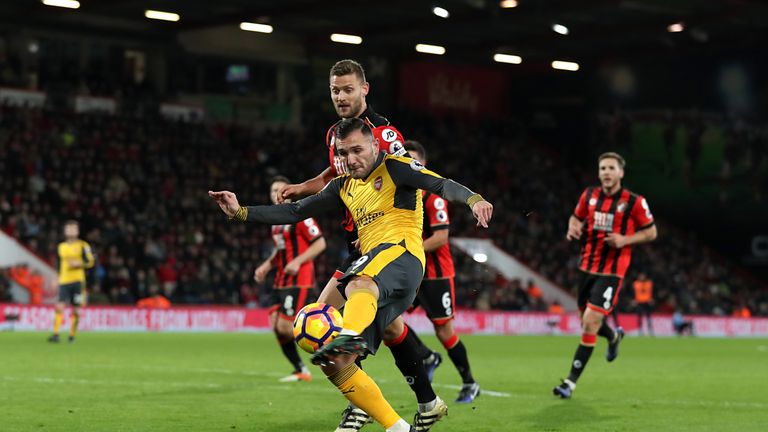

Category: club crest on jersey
[617, 202, 626, 213]
[374, 176, 383, 191]
[589, 198, 597, 207]
[410, 160, 426, 171]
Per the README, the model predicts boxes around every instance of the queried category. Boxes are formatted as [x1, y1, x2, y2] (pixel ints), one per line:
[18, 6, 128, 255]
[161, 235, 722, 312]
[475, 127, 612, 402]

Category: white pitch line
[4, 374, 767, 410]
[434, 383, 511, 398]
[1, 375, 221, 389]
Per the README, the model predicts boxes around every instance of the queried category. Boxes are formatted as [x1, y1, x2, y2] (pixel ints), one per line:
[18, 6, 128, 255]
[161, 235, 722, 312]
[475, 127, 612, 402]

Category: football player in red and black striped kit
[553, 152, 657, 399]
[277, 60, 447, 432]
[254, 176, 326, 383]
[404, 141, 480, 403]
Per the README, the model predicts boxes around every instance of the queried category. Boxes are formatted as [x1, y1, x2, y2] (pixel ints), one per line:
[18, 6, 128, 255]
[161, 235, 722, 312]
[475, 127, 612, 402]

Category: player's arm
[254, 248, 276, 283]
[386, 157, 493, 228]
[423, 196, 450, 252]
[423, 229, 448, 252]
[277, 167, 336, 203]
[82, 243, 95, 269]
[285, 238, 326, 275]
[610, 224, 657, 247]
[567, 189, 589, 241]
[285, 220, 327, 274]
[567, 215, 585, 241]
[209, 177, 344, 225]
[606, 197, 658, 248]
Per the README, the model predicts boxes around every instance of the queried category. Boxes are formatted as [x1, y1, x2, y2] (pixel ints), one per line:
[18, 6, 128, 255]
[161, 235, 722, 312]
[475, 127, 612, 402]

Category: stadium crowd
[0, 103, 766, 316]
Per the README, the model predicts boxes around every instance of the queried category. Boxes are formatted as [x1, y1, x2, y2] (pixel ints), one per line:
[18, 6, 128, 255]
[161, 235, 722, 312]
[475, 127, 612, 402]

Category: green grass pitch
[1, 332, 767, 431]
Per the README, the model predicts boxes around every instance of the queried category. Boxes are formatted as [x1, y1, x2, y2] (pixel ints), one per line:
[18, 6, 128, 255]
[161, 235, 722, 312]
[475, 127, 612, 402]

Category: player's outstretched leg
[336, 404, 374, 432]
[402, 323, 442, 381]
[48, 303, 64, 343]
[314, 280, 414, 431]
[383, 318, 448, 431]
[271, 310, 311, 382]
[434, 318, 480, 403]
[553, 308, 602, 399]
[325, 357, 413, 432]
[68, 309, 80, 343]
[597, 319, 625, 362]
[605, 326, 625, 362]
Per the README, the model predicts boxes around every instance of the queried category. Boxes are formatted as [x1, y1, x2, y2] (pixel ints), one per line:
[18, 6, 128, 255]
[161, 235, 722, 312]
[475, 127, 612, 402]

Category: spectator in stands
[0, 103, 764, 318]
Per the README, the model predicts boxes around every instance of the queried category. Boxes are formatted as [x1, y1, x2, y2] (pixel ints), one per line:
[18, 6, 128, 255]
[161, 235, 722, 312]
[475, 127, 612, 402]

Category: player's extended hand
[351, 239, 361, 251]
[605, 232, 628, 248]
[277, 183, 303, 204]
[566, 221, 584, 241]
[284, 260, 301, 275]
[472, 200, 493, 228]
[254, 264, 269, 283]
[208, 190, 241, 218]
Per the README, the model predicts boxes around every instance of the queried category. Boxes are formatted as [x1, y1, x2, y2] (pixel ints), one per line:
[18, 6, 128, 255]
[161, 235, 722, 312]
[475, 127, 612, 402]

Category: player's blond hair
[598, 152, 626, 169]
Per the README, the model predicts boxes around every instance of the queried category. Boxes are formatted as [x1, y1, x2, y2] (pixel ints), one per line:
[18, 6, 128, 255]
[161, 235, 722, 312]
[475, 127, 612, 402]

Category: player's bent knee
[435, 320, 454, 342]
[382, 317, 405, 342]
[344, 276, 379, 300]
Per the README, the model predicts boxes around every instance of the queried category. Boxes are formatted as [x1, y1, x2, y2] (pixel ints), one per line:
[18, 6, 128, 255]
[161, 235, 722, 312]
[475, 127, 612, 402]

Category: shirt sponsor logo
[381, 128, 398, 143]
[593, 211, 615, 232]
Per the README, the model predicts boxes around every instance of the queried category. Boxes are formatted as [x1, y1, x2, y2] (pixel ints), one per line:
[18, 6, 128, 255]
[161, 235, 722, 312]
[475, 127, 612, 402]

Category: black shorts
[338, 242, 423, 355]
[577, 272, 623, 315]
[414, 278, 455, 324]
[270, 287, 310, 320]
[58, 281, 86, 306]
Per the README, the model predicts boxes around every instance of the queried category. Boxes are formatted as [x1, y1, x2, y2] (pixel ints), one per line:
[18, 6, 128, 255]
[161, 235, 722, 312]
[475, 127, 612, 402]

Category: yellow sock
[343, 291, 377, 334]
[70, 312, 79, 337]
[329, 363, 401, 428]
[53, 310, 62, 335]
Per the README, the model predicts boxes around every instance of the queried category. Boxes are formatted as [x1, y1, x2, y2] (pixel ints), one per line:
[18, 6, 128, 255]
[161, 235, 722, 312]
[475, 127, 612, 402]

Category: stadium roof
[3, 0, 768, 64]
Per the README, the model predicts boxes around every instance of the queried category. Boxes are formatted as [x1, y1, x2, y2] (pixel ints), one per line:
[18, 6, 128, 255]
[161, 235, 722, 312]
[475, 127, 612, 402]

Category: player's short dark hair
[404, 140, 426, 162]
[598, 152, 626, 169]
[64, 219, 79, 227]
[270, 175, 291, 186]
[335, 117, 372, 142]
[330, 59, 366, 83]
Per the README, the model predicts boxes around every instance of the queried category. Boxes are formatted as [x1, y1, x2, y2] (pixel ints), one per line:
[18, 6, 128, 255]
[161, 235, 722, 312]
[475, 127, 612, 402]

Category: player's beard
[337, 98, 363, 119]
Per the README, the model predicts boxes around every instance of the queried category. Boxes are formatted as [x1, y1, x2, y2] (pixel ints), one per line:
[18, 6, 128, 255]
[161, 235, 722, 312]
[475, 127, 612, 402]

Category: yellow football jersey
[336, 156, 430, 264]
[243, 152, 481, 270]
[58, 240, 95, 284]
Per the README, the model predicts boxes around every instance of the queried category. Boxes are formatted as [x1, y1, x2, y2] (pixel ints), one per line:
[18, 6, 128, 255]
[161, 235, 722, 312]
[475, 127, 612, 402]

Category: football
[293, 302, 344, 354]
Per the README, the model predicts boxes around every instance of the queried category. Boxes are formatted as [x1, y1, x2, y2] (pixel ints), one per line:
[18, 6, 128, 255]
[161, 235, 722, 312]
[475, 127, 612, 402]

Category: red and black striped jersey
[423, 191, 455, 279]
[325, 106, 406, 232]
[270, 218, 323, 288]
[574, 187, 655, 279]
